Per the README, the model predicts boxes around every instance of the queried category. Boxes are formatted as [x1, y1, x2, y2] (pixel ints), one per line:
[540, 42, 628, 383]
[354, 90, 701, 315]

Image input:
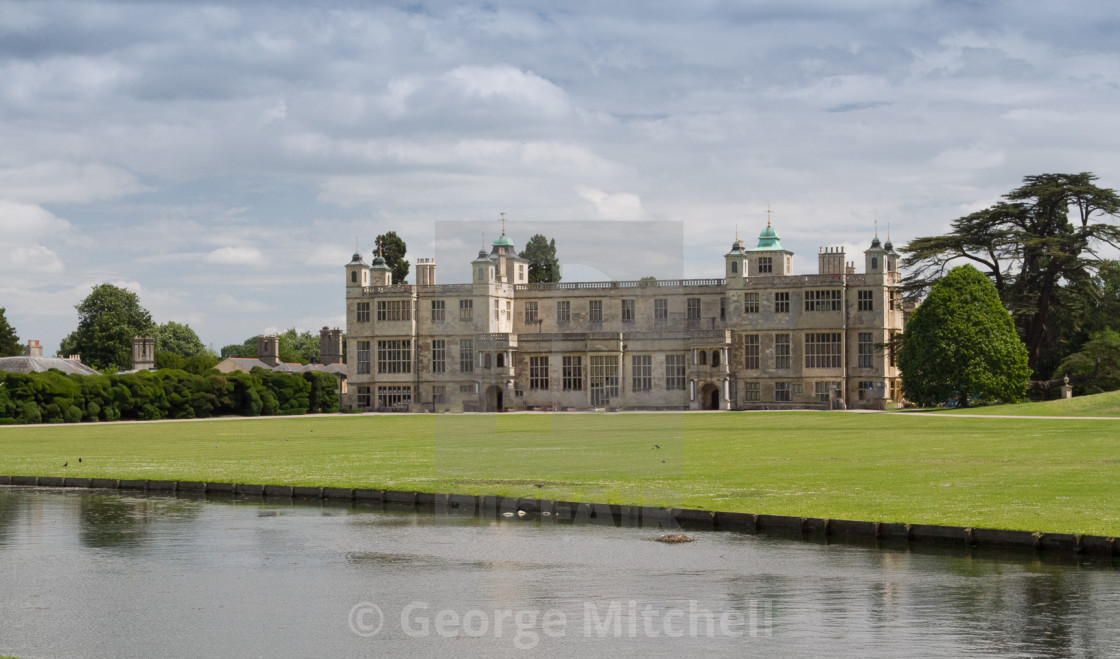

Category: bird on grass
[78, 458, 82, 463]
[653, 444, 660, 449]
[534, 483, 545, 488]
[63, 462, 68, 467]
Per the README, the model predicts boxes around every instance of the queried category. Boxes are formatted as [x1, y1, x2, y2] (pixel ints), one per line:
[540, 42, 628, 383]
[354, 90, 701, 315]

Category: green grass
[2, 411, 1119, 536]
[928, 389, 1120, 417]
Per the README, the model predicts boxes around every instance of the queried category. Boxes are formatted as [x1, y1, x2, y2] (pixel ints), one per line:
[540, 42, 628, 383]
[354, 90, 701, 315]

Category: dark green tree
[59, 284, 155, 370]
[375, 231, 410, 285]
[902, 172, 1120, 376]
[1055, 329, 1120, 395]
[0, 307, 20, 357]
[899, 265, 1031, 407]
[519, 234, 561, 283]
[153, 321, 209, 358]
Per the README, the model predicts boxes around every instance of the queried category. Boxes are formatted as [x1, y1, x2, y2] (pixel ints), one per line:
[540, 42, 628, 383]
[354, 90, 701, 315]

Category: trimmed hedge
[0, 367, 338, 424]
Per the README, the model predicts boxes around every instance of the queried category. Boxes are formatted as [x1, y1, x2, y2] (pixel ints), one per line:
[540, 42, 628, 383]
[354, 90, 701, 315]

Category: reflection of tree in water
[0, 490, 18, 545]
[79, 494, 202, 549]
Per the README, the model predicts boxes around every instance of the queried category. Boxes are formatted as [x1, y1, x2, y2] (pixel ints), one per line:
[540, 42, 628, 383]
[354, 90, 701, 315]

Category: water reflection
[0, 486, 1117, 658]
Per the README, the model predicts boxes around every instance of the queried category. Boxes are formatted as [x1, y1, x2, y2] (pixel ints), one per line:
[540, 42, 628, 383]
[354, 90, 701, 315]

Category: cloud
[576, 187, 647, 220]
[205, 246, 266, 266]
[0, 161, 146, 204]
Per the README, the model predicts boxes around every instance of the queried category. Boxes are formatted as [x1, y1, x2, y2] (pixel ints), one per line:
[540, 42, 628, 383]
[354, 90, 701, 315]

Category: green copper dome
[752, 224, 785, 251]
[493, 234, 515, 248]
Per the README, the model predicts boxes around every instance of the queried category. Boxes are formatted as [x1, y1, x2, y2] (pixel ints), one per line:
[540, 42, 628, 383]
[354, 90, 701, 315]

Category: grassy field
[929, 389, 1120, 417]
[2, 409, 1119, 536]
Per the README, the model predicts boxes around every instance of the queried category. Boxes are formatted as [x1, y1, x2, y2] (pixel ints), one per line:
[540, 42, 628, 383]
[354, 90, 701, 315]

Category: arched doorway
[700, 383, 720, 410]
[486, 385, 503, 412]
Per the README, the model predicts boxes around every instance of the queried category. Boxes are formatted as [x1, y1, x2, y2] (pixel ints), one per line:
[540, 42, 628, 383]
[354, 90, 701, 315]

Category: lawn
[928, 389, 1120, 417]
[2, 410, 1119, 536]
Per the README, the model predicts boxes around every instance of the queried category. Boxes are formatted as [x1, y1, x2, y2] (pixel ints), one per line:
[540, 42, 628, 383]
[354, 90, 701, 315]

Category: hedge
[0, 367, 339, 424]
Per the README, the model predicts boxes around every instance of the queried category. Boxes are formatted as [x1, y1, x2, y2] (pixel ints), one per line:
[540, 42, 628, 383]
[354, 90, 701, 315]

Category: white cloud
[0, 161, 146, 204]
[205, 246, 266, 266]
[576, 187, 647, 220]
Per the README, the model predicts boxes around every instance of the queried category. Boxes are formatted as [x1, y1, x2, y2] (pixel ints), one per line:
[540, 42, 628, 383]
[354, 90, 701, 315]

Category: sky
[2, 1, 1120, 355]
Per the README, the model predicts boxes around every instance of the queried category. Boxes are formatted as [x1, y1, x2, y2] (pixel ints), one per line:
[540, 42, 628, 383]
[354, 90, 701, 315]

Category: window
[858, 381, 874, 400]
[731, 261, 738, 273]
[805, 290, 842, 312]
[744, 382, 760, 402]
[351, 271, 358, 283]
[857, 290, 873, 311]
[720, 297, 726, 321]
[494, 299, 499, 320]
[775, 334, 790, 370]
[356, 302, 370, 323]
[357, 341, 371, 375]
[665, 354, 686, 390]
[654, 299, 668, 320]
[698, 350, 707, 366]
[356, 386, 371, 408]
[858, 332, 873, 368]
[518, 265, 524, 280]
[432, 340, 446, 373]
[589, 355, 619, 406]
[589, 300, 603, 323]
[557, 300, 570, 323]
[711, 350, 720, 367]
[377, 340, 411, 373]
[459, 384, 474, 394]
[497, 353, 504, 368]
[632, 355, 652, 391]
[377, 386, 411, 409]
[432, 386, 446, 404]
[563, 356, 582, 391]
[506, 300, 511, 318]
[687, 298, 701, 320]
[459, 299, 473, 321]
[377, 299, 411, 321]
[871, 257, 879, 270]
[815, 381, 839, 403]
[890, 290, 900, 311]
[774, 382, 790, 402]
[744, 335, 760, 370]
[524, 301, 538, 323]
[483, 353, 491, 369]
[431, 300, 445, 322]
[759, 257, 773, 274]
[529, 356, 549, 389]
[459, 339, 474, 373]
[744, 293, 759, 313]
[774, 292, 790, 313]
[622, 299, 635, 322]
[791, 382, 803, 395]
[805, 333, 842, 368]
[890, 332, 899, 367]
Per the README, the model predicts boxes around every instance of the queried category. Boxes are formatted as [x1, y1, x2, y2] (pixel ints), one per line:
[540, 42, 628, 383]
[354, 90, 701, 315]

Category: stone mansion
[344, 224, 906, 412]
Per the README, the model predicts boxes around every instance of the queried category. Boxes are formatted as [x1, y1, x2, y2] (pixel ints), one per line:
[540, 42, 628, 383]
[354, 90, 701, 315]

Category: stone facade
[345, 225, 906, 412]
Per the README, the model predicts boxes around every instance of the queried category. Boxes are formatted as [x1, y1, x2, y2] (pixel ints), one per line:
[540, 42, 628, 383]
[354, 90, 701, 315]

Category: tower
[346, 248, 369, 291]
[749, 221, 794, 276]
[132, 336, 155, 370]
[415, 258, 437, 286]
[320, 326, 343, 365]
[725, 236, 746, 282]
[257, 335, 280, 367]
[865, 233, 887, 274]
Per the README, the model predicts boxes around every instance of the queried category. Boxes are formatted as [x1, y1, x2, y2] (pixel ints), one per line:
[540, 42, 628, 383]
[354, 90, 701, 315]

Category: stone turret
[865, 234, 887, 274]
[320, 326, 343, 365]
[346, 249, 369, 290]
[257, 335, 280, 367]
[132, 336, 155, 370]
[415, 258, 437, 286]
[725, 237, 746, 281]
[818, 246, 846, 275]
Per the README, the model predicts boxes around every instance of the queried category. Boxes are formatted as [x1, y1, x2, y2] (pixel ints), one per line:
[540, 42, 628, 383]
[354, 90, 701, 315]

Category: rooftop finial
[765, 204, 773, 227]
[874, 218, 879, 238]
[355, 236, 359, 252]
[887, 222, 891, 241]
[500, 211, 507, 236]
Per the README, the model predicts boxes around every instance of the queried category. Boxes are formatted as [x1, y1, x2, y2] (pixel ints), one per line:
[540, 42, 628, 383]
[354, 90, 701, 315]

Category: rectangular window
[890, 332, 900, 367]
[589, 355, 620, 406]
[744, 335, 760, 370]
[377, 299, 411, 321]
[357, 340, 371, 375]
[524, 301, 538, 323]
[805, 332, 842, 368]
[459, 299, 473, 321]
[720, 297, 726, 321]
[858, 332, 874, 368]
[654, 299, 668, 320]
[494, 299, 499, 321]
[687, 298, 701, 320]
[815, 381, 839, 403]
[557, 300, 571, 323]
[356, 386, 371, 408]
[431, 300, 445, 322]
[562, 356, 582, 391]
[791, 382, 803, 395]
[775, 334, 791, 370]
[758, 257, 773, 274]
[377, 386, 411, 409]
[622, 299, 635, 322]
[459, 339, 474, 373]
[744, 382, 760, 402]
[858, 381, 874, 400]
[432, 339, 446, 373]
[857, 290, 873, 311]
[432, 385, 446, 404]
[665, 354, 686, 390]
[529, 356, 549, 390]
[804, 290, 842, 312]
[459, 384, 474, 394]
[774, 292, 790, 313]
[356, 301, 370, 323]
[774, 382, 790, 402]
[589, 300, 603, 323]
[377, 340, 412, 373]
[743, 293, 759, 313]
[631, 355, 652, 392]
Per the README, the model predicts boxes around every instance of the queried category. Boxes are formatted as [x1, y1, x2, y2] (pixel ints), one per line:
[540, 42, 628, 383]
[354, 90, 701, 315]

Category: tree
[375, 231, 410, 285]
[153, 321, 209, 358]
[902, 173, 1120, 377]
[1055, 329, 1120, 395]
[899, 265, 1030, 407]
[59, 284, 154, 370]
[0, 308, 19, 357]
[519, 234, 561, 283]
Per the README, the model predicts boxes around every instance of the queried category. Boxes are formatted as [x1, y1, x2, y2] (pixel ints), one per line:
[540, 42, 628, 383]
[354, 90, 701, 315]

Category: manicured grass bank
[930, 389, 1120, 417]
[2, 411, 1119, 536]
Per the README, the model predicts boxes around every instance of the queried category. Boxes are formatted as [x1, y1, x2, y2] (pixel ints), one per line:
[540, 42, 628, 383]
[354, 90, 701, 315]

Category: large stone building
[344, 224, 905, 412]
